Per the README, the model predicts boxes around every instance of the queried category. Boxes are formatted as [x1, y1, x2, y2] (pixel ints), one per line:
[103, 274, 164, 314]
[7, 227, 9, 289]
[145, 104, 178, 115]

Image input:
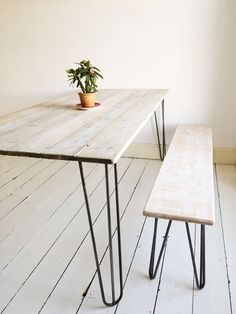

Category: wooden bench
[143, 124, 215, 289]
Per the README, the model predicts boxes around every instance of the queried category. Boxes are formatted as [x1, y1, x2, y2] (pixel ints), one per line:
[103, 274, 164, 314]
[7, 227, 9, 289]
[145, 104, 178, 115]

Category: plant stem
[78, 78, 86, 93]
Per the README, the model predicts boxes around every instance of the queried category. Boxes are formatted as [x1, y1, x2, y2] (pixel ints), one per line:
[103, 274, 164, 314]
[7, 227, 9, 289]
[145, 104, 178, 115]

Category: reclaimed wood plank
[77, 90, 167, 163]
[31, 90, 131, 152]
[0, 90, 168, 164]
[0, 90, 118, 152]
[0, 95, 64, 123]
[0, 93, 80, 142]
[44, 90, 147, 157]
[144, 125, 215, 225]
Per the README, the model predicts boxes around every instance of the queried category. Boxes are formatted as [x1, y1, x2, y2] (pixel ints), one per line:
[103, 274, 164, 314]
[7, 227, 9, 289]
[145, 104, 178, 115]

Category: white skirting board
[123, 143, 236, 165]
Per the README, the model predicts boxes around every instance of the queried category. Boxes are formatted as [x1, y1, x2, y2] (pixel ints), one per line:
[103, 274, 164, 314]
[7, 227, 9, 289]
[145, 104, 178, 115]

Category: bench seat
[143, 124, 215, 225]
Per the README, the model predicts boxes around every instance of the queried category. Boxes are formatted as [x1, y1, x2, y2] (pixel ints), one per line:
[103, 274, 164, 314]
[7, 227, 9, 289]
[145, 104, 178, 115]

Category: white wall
[0, 0, 235, 147]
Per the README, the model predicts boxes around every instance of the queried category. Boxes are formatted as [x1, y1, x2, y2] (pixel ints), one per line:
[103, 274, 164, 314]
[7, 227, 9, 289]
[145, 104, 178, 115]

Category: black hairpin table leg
[154, 99, 166, 161]
[79, 162, 123, 306]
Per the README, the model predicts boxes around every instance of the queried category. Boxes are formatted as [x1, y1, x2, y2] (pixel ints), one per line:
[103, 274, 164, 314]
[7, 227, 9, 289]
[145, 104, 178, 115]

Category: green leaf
[92, 67, 101, 72]
[94, 71, 103, 79]
[66, 59, 102, 91]
[66, 69, 75, 74]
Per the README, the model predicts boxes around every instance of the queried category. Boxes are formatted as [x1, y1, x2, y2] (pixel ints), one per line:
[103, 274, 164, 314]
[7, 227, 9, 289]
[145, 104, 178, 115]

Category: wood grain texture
[0, 89, 168, 164]
[144, 125, 215, 225]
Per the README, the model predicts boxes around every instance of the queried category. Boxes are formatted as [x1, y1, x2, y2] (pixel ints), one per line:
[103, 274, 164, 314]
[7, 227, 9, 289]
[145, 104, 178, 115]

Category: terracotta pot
[79, 92, 96, 108]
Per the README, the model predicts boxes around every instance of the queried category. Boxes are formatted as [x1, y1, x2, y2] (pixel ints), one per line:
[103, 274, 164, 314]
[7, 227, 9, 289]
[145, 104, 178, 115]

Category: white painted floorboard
[0, 156, 235, 314]
[216, 165, 236, 313]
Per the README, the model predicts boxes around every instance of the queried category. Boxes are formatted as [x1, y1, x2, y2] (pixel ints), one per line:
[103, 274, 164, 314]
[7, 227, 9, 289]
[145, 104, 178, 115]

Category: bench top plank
[143, 125, 215, 225]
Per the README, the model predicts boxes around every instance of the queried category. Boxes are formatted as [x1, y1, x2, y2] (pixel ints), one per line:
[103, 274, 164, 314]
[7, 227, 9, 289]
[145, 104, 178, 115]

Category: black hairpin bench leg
[185, 223, 206, 289]
[148, 220, 206, 290]
[149, 219, 172, 279]
[79, 162, 123, 306]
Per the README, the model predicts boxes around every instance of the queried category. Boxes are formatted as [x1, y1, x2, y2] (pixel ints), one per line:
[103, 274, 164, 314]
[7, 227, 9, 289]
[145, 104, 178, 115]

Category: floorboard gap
[214, 165, 233, 314]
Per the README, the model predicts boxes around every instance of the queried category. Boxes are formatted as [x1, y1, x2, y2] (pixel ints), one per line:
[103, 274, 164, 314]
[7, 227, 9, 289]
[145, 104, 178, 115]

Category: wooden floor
[0, 156, 235, 314]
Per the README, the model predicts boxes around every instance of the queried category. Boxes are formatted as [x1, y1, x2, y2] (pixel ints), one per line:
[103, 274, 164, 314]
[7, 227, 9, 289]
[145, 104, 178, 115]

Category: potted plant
[66, 60, 103, 108]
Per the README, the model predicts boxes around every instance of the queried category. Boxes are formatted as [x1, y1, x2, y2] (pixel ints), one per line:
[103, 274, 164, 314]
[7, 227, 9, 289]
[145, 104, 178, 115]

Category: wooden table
[0, 89, 168, 306]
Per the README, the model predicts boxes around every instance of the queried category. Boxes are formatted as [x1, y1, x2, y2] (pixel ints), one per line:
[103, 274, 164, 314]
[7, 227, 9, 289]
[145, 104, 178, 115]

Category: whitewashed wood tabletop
[0, 89, 168, 164]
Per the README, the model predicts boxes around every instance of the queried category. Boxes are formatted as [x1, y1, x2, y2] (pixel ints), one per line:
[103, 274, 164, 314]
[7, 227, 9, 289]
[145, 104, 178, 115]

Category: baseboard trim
[123, 143, 236, 165]
[213, 147, 236, 165]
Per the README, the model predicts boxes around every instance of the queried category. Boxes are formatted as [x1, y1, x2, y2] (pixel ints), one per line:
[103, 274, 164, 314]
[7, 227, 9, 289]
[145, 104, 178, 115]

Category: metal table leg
[154, 99, 166, 161]
[79, 162, 123, 306]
